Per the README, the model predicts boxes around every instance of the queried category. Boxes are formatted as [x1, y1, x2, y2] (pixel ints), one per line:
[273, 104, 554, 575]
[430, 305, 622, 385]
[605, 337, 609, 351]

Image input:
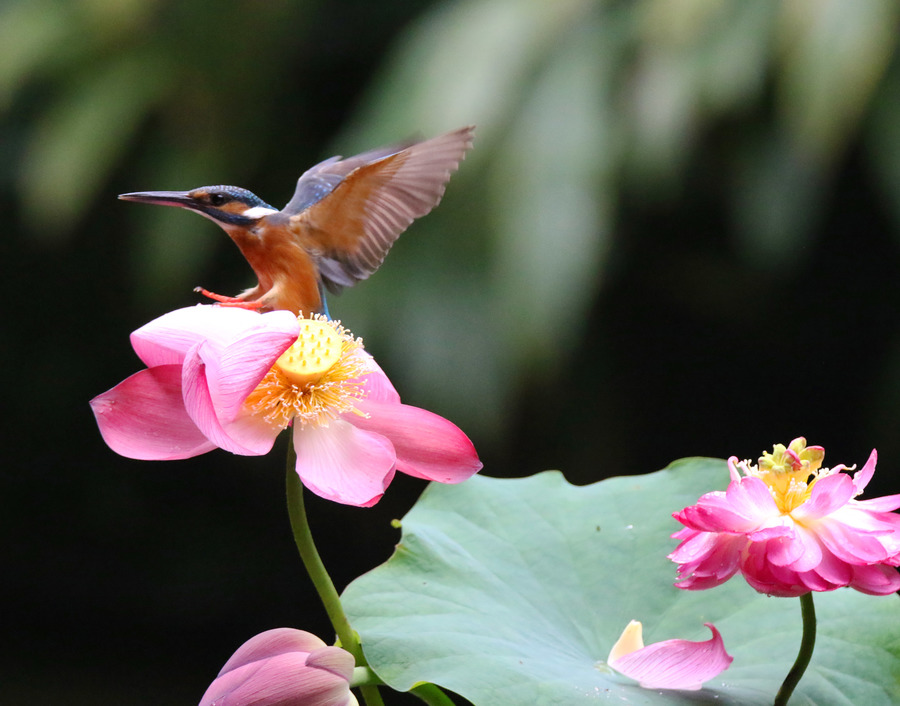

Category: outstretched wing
[283, 125, 475, 292]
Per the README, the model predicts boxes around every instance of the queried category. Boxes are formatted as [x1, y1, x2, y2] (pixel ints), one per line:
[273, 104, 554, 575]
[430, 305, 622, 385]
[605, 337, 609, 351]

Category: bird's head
[119, 185, 278, 227]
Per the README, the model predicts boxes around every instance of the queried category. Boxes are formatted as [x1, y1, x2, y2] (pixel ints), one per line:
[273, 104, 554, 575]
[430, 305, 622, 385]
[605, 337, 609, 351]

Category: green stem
[774, 592, 816, 706]
[350, 667, 384, 688]
[284, 436, 384, 706]
[410, 683, 457, 706]
[350, 669, 454, 705]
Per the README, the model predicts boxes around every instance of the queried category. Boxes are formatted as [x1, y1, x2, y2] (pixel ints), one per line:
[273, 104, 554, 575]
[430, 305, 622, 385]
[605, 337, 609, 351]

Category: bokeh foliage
[8, 0, 900, 445]
[4, 0, 900, 703]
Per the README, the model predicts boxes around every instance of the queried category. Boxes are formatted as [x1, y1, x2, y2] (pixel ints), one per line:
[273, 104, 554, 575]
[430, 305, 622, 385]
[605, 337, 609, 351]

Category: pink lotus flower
[607, 620, 733, 690]
[670, 438, 900, 597]
[91, 305, 482, 507]
[199, 628, 358, 706]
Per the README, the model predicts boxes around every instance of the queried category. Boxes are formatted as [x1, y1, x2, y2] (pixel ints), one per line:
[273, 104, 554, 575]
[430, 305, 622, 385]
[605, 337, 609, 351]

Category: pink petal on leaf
[90, 365, 216, 460]
[608, 622, 732, 691]
[350, 399, 482, 483]
[293, 419, 397, 507]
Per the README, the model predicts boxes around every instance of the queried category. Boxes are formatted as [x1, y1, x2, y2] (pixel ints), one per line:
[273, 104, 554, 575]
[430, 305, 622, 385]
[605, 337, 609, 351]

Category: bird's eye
[209, 193, 228, 206]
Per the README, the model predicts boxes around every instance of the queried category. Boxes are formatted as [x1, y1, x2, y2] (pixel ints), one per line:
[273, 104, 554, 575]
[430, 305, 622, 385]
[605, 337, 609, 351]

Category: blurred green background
[4, 0, 900, 703]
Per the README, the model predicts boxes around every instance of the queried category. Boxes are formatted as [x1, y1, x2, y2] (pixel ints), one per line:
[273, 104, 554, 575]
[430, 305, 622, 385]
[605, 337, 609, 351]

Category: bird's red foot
[194, 287, 265, 310]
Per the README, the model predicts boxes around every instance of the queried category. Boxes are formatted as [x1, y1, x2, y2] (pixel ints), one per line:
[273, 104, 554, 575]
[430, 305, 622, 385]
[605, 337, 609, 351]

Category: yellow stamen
[275, 319, 342, 386]
[743, 437, 834, 514]
[243, 316, 369, 430]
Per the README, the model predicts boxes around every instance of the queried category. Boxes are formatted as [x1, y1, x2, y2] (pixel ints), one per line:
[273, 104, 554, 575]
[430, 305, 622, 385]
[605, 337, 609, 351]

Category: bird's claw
[194, 287, 265, 310]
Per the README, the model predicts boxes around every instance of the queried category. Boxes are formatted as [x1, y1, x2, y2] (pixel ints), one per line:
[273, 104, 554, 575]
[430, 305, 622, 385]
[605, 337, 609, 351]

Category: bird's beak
[118, 190, 195, 208]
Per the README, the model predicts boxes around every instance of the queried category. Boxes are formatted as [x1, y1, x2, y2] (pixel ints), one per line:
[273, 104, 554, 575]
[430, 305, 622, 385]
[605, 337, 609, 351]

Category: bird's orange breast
[224, 219, 324, 315]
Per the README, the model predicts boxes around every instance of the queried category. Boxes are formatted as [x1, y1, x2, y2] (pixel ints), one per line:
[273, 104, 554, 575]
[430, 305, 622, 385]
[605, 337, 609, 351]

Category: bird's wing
[281, 156, 345, 215]
[284, 125, 474, 292]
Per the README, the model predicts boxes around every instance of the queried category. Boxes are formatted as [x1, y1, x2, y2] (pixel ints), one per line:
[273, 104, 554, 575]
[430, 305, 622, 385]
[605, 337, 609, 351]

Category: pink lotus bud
[199, 628, 358, 706]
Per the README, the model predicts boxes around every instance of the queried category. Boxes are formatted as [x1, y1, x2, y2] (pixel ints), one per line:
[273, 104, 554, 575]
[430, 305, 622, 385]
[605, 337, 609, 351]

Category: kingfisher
[120, 125, 474, 316]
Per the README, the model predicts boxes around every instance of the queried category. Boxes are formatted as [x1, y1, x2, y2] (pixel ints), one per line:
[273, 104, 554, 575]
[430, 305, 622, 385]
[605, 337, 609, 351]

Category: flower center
[275, 319, 343, 386]
[243, 317, 369, 429]
[744, 437, 830, 514]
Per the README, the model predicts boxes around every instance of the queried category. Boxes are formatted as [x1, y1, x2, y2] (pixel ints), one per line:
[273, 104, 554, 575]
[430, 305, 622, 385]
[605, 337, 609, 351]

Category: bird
[119, 125, 475, 316]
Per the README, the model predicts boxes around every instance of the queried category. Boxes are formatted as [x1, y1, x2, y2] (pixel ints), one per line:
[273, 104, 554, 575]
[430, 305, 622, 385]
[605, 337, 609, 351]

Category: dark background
[4, 1, 900, 703]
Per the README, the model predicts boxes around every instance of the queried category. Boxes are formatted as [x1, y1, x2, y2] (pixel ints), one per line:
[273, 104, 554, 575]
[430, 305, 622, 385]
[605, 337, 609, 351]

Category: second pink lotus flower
[670, 437, 900, 597]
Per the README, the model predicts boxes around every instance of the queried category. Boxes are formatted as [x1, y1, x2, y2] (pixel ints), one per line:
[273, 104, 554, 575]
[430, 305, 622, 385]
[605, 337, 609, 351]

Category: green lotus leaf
[343, 460, 900, 705]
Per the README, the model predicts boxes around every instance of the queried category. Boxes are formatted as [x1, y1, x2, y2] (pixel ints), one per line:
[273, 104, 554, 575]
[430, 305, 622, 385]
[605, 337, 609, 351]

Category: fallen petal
[607, 621, 733, 691]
